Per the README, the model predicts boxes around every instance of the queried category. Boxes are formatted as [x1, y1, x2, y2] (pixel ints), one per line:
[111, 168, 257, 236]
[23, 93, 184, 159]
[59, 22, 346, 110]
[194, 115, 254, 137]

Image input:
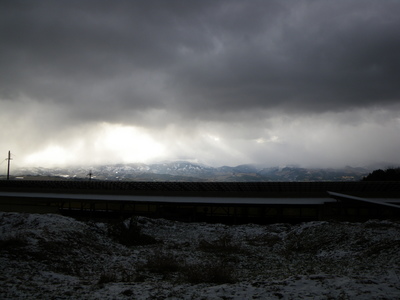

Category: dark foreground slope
[1, 212, 400, 299]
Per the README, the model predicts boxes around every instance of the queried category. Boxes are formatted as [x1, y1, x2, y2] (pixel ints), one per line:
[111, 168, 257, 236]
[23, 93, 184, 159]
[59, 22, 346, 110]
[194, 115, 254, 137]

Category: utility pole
[6, 151, 11, 180]
[87, 170, 92, 181]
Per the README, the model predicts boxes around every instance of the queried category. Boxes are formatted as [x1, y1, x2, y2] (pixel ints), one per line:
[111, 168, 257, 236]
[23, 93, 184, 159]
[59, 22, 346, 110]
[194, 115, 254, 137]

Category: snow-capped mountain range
[11, 161, 373, 181]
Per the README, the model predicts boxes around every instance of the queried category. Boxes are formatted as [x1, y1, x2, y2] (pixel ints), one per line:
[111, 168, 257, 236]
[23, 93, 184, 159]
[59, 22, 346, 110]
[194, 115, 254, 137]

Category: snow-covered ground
[1, 212, 400, 299]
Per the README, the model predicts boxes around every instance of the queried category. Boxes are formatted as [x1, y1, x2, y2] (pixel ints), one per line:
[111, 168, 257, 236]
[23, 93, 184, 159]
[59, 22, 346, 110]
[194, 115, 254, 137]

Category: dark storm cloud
[1, 0, 400, 168]
[172, 1, 400, 115]
[2, 0, 399, 126]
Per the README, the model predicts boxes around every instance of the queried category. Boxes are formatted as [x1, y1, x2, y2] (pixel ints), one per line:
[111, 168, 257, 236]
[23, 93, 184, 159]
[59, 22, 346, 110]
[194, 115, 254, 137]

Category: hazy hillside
[11, 162, 371, 182]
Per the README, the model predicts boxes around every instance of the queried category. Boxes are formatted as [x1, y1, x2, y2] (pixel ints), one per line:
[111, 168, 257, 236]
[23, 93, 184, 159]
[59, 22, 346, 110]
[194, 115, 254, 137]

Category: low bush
[98, 271, 117, 284]
[182, 261, 237, 284]
[142, 250, 182, 274]
[0, 232, 28, 250]
[107, 217, 158, 246]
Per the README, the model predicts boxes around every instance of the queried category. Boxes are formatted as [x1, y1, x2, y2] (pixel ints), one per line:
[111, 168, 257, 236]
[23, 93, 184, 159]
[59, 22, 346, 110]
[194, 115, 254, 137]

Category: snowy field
[1, 212, 400, 299]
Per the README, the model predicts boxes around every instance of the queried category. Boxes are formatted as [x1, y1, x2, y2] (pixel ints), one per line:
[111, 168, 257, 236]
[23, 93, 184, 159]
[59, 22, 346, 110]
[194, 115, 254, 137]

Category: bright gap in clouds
[95, 123, 166, 163]
[12, 108, 400, 169]
[23, 123, 166, 167]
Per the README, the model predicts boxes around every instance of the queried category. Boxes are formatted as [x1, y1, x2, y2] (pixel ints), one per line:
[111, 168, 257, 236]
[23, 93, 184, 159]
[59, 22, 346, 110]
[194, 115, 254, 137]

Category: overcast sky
[1, 0, 400, 170]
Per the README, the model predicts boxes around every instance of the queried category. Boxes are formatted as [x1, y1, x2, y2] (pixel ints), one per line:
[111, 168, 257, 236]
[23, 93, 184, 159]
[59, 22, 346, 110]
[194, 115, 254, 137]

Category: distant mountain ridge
[11, 161, 372, 182]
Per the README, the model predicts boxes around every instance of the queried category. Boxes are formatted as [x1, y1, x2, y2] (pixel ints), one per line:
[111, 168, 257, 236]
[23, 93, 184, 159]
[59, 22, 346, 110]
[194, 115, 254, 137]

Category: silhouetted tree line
[362, 168, 400, 181]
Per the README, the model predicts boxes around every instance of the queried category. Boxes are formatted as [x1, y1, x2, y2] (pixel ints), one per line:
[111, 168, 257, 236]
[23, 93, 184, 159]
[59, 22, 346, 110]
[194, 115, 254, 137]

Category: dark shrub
[182, 261, 237, 284]
[143, 250, 181, 274]
[98, 271, 117, 284]
[107, 217, 157, 246]
[0, 232, 27, 250]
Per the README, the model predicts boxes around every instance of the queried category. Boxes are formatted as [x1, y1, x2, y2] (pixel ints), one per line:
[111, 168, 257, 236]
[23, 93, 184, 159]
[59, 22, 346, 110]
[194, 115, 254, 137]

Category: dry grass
[198, 233, 242, 254]
[139, 249, 237, 284]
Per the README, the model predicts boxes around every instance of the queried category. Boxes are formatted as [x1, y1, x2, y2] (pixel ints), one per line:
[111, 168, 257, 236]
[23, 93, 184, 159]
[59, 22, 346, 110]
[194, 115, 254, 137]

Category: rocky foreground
[1, 212, 400, 299]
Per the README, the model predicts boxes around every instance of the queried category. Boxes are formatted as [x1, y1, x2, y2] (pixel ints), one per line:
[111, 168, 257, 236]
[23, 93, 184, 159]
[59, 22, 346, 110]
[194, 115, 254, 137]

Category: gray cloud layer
[1, 0, 400, 168]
